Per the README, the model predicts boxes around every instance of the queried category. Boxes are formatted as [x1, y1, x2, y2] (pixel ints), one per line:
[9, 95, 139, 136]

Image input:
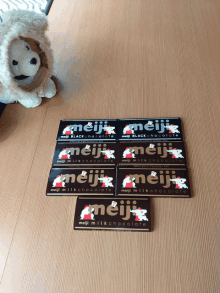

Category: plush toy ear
[19, 36, 42, 54]
[1, 9, 48, 32]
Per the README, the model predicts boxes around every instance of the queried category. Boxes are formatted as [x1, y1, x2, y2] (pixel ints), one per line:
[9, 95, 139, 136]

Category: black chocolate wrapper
[118, 141, 187, 167]
[74, 197, 151, 232]
[117, 167, 191, 198]
[52, 142, 117, 167]
[118, 118, 183, 141]
[46, 168, 116, 196]
[56, 119, 119, 142]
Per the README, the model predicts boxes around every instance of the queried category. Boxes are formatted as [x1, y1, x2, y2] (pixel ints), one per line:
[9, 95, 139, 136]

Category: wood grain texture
[0, 0, 220, 292]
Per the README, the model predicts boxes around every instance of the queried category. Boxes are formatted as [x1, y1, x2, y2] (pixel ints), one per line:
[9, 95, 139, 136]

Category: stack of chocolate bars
[46, 118, 191, 232]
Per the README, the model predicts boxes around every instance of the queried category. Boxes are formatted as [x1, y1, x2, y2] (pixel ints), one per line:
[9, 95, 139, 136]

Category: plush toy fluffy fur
[0, 9, 57, 108]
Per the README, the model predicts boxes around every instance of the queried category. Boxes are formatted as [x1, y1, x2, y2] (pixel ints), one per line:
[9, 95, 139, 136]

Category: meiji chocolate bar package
[117, 167, 191, 198]
[74, 197, 151, 232]
[56, 119, 119, 142]
[118, 141, 186, 168]
[118, 117, 183, 141]
[52, 142, 117, 167]
[46, 168, 116, 196]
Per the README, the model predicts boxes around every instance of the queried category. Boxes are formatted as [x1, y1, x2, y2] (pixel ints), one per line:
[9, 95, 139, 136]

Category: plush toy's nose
[30, 58, 37, 65]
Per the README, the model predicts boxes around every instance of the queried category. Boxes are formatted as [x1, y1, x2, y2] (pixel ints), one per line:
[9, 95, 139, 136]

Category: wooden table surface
[0, 1, 219, 292]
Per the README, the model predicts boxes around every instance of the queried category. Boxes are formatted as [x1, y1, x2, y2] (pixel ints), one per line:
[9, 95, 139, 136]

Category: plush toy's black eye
[12, 60, 18, 65]
[26, 46, 30, 50]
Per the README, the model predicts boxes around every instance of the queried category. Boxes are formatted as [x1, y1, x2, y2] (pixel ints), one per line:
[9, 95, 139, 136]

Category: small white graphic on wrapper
[81, 171, 87, 177]
[58, 148, 71, 159]
[87, 122, 92, 127]
[80, 206, 95, 220]
[151, 171, 157, 178]
[122, 175, 136, 188]
[103, 125, 116, 134]
[164, 124, 180, 134]
[123, 147, 135, 158]
[98, 176, 114, 187]
[123, 124, 135, 135]
[167, 148, 184, 158]
[85, 144, 91, 150]
[101, 149, 115, 159]
[149, 143, 155, 149]
[170, 177, 188, 189]
[111, 201, 117, 208]
[148, 120, 153, 126]
[52, 175, 66, 187]
[130, 208, 149, 221]
[62, 125, 74, 135]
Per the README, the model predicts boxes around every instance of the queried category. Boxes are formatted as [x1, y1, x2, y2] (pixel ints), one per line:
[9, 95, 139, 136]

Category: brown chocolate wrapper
[118, 118, 183, 141]
[118, 141, 186, 168]
[46, 168, 116, 196]
[52, 142, 117, 167]
[74, 197, 151, 232]
[117, 167, 191, 198]
[56, 119, 119, 142]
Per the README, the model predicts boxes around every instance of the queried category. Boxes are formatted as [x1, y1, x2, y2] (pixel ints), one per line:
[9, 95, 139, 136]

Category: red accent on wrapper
[55, 182, 62, 187]
[125, 183, 133, 188]
[61, 155, 68, 159]
[83, 215, 91, 220]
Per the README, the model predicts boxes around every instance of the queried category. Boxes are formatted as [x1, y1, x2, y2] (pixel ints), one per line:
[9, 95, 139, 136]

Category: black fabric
[0, 103, 6, 117]
[45, 0, 54, 15]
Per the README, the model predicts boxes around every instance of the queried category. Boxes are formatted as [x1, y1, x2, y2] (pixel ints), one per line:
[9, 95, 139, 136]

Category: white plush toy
[0, 9, 57, 108]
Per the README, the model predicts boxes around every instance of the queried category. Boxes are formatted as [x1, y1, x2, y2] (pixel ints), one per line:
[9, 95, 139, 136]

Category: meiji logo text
[124, 170, 178, 189]
[124, 142, 175, 159]
[128, 119, 170, 134]
[64, 144, 108, 159]
[58, 170, 111, 187]
[64, 121, 110, 135]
